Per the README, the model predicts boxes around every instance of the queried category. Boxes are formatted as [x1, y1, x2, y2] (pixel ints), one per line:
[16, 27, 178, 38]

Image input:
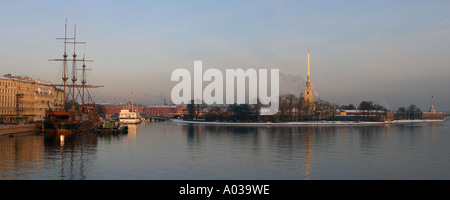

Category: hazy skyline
[1, 0, 449, 111]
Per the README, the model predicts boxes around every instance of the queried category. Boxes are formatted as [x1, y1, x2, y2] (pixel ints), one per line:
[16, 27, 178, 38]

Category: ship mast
[63, 21, 68, 109]
[127, 91, 135, 112]
[55, 19, 74, 111]
[78, 54, 91, 106]
[65, 23, 86, 108]
[81, 55, 86, 106]
[72, 24, 77, 108]
[50, 20, 98, 110]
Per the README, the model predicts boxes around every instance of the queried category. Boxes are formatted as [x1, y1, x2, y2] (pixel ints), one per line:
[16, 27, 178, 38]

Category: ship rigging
[42, 19, 103, 135]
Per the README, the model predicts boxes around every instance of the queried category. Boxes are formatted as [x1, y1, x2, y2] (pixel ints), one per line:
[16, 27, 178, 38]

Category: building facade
[99, 104, 144, 116]
[144, 105, 186, 118]
[0, 74, 64, 123]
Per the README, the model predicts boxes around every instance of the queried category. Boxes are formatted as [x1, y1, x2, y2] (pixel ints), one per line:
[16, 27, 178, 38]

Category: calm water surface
[1, 117, 450, 180]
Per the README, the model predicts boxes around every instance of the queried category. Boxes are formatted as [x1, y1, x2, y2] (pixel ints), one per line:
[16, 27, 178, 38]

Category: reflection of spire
[304, 128, 312, 180]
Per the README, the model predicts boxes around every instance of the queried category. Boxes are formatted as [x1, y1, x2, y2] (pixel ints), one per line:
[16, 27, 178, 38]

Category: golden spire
[307, 49, 310, 80]
[306, 50, 311, 88]
[304, 50, 314, 104]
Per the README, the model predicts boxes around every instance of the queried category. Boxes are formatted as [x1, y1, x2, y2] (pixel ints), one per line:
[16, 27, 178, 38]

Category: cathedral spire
[304, 50, 314, 104]
[306, 50, 311, 88]
[307, 49, 310, 81]
[430, 95, 436, 113]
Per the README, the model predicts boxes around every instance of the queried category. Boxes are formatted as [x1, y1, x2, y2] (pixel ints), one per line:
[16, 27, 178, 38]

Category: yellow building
[0, 74, 64, 123]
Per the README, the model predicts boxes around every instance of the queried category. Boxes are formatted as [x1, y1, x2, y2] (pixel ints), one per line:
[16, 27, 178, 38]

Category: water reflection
[177, 122, 448, 180]
[124, 124, 140, 150]
[43, 134, 98, 180]
[0, 133, 45, 179]
[126, 124, 140, 135]
[0, 119, 448, 180]
[180, 124, 318, 179]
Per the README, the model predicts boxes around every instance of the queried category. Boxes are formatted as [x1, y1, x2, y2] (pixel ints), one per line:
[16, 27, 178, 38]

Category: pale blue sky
[1, 0, 449, 111]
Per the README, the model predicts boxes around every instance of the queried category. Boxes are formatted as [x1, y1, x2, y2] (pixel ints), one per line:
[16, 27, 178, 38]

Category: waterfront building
[0, 74, 64, 123]
[98, 104, 185, 118]
[98, 103, 144, 116]
[335, 109, 394, 122]
[144, 105, 186, 118]
[422, 95, 445, 120]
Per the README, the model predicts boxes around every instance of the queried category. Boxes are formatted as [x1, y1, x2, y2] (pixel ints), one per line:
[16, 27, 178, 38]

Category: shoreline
[171, 119, 445, 126]
[0, 124, 38, 136]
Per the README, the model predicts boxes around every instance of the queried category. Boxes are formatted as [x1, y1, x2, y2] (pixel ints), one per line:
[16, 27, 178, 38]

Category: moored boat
[118, 92, 142, 124]
[119, 109, 142, 124]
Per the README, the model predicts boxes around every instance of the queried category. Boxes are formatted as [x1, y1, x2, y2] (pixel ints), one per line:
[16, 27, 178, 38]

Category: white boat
[119, 91, 142, 124]
[119, 109, 142, 124]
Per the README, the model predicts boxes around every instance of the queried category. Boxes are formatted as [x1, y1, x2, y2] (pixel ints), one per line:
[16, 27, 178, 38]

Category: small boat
[96, 121, 128, 134]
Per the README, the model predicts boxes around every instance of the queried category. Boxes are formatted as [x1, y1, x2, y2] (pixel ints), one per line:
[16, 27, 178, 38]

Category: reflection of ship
[42, 20, 103, 135]
[43, 133, 99, 179]
[119, 92, 142, 124]
[126, 124, 139, 135]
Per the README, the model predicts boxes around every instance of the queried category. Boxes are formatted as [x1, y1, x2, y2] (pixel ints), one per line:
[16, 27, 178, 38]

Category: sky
[1, 0, 449, 111]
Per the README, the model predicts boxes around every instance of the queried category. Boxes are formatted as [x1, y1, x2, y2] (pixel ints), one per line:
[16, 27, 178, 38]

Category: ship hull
[42, 106, 102, 136]
[43, 128, 76, 135]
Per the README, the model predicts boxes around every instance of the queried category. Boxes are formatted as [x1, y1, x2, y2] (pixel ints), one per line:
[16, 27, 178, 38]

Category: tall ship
[42, 20, 103, 135]
[119, 92, 142, 124]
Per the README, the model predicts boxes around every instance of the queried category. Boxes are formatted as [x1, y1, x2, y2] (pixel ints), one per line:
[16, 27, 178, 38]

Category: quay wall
[0, 124, 37, 136]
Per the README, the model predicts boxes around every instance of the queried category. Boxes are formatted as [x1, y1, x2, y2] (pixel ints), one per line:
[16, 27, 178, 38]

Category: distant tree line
[337, 101, 386, 111]
[184, 95, 384, 122]
[395, 104, 422, 120]
[182, 95, 428, 122]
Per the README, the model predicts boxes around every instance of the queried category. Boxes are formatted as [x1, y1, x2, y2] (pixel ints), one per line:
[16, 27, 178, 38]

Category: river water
[1, 117, 449, 180]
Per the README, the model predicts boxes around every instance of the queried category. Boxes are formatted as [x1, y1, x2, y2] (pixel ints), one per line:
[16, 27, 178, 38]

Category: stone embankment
[0, 124, 37, 136]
